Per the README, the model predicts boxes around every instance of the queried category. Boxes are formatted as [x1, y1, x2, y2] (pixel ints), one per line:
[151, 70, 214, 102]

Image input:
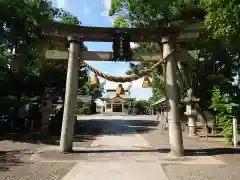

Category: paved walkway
[30, 115, 240, 180]
[61, 119, 169, 180]
[56, 116, 223, 180]
[90, 120, 151, 150]
[3, 115, 240, 180]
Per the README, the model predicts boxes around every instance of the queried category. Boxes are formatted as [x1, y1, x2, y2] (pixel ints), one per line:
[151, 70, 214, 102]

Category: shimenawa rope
[80, 50, 175, 83]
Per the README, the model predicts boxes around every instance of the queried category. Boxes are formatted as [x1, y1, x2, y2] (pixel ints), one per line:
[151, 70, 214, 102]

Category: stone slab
[61, 161, 169, 180]
[158, 153, 225, 165]
[90, 133, 151, 149]
[163, 164, 240, 180]
[31, 144, 225, 166]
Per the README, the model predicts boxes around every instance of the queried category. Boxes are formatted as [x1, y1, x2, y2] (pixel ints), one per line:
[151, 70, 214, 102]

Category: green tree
[109, 0, 202, 101]
[109, 0, 240, 106]
[200, 0, 240, 42]
[108, 0, 240, 139]
[134, 100, 151, 115]
[80, 79, 102, 100]
[0, 0, 89, 132]
[210, 87, 238, 142]
[0, 0, 88, 101]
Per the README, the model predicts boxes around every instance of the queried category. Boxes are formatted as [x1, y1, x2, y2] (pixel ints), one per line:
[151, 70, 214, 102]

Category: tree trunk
[195, 105, 210, 133]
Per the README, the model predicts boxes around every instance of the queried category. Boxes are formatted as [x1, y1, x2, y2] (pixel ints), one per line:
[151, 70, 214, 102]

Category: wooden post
[163, 36, 184, 156]
[60, 36, 81, 153]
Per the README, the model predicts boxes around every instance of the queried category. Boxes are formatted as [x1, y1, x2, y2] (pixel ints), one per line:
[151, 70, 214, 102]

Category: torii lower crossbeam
[45, 50, 161, 62]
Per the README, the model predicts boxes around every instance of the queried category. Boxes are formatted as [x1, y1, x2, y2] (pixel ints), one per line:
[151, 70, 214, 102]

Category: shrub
[210, 87, 238, 142]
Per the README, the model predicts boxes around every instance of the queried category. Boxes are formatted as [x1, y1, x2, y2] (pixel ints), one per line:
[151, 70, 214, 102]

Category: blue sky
[50, 0, 152, 100]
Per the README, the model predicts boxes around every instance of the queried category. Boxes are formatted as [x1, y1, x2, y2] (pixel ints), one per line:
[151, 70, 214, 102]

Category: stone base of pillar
[60, 149, 74, 154]
[168, 121, 184, 156]
[188, 126, 198, 137]
[187, 116, 198, 137]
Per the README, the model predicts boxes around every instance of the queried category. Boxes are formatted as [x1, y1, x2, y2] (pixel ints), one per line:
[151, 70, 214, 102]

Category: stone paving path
[22, 115, 240, 180]
[31, 115, 234, 180]
[3, 115, 240, 180]
[60, 118, 169, 180]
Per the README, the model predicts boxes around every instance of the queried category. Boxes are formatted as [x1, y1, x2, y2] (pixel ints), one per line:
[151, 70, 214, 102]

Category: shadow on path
[184, 148, 240, 156]
[0, 119, 159, 146]
[71, 149, 169, 154]
[76, 119, 159, 135]
[69, 148, 240, 157]
[0, 150, 28, 172]
[39, 147, 240, 160]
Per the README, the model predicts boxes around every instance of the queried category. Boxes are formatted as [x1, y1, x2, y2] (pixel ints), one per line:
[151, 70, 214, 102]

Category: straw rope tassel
[142, 75, 152, 88]
[92, 73, 100, 88]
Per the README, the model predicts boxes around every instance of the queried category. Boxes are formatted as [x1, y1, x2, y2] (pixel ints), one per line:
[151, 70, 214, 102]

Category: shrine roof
[106, 89, 129, 91]
[100, 95, 135, 101]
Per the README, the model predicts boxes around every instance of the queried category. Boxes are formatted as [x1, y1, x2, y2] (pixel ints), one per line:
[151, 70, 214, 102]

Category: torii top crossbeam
[42, 21, 204, 42]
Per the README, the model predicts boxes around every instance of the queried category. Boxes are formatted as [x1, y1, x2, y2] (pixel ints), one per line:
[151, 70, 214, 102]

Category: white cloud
[131, 77, 152, 88]
[131, 87, 152, 100]
[131, 78, 153, 100]
[102, 78, 153, 100]
[57, 0, 66, 8]
[101, 0, 114, 22]
[102, 0, 111, 12]
[104, 81, 131, 90]
[83, 6, 90, 14]
[102, 77, 152, 90]
[132, 78, 144, 88]
[100, 11, 108, 17]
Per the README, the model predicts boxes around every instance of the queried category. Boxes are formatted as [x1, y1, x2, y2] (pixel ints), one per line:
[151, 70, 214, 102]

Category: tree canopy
[109, 0, 240, 141]
[109, 0, 240, 103]
[0, 0, 89, 114]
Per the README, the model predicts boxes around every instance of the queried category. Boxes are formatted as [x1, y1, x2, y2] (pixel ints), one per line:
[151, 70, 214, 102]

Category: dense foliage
[134, 100, 151, 115]
[0, 0, 89, 115]
[210, 87, 238, 141]
[109, 0, 240, 141]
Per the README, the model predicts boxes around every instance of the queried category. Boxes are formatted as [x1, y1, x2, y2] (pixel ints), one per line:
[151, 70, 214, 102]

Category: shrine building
[99, 83, 136, 114]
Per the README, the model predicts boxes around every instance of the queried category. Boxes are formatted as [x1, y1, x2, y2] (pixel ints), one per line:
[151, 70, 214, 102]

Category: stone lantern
[182, 88, 200, 137]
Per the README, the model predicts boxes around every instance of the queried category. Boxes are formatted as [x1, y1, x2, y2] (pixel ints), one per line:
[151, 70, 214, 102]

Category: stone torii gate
[42, 21, 202, 156]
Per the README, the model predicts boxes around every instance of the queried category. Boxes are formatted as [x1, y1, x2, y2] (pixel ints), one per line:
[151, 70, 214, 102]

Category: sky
[50, 0, 153, 100]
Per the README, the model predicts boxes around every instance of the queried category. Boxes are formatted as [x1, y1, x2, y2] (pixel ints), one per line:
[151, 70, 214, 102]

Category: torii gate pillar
[163, 36, 184, 156]
[60, 36, 81, 153]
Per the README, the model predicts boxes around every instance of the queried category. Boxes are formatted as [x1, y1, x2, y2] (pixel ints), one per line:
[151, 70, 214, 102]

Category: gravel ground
[162, 164, 240, 180]
[139, 120, 240, 180]
[0, 141, 76, 180]
[0, 120, 100, 180]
